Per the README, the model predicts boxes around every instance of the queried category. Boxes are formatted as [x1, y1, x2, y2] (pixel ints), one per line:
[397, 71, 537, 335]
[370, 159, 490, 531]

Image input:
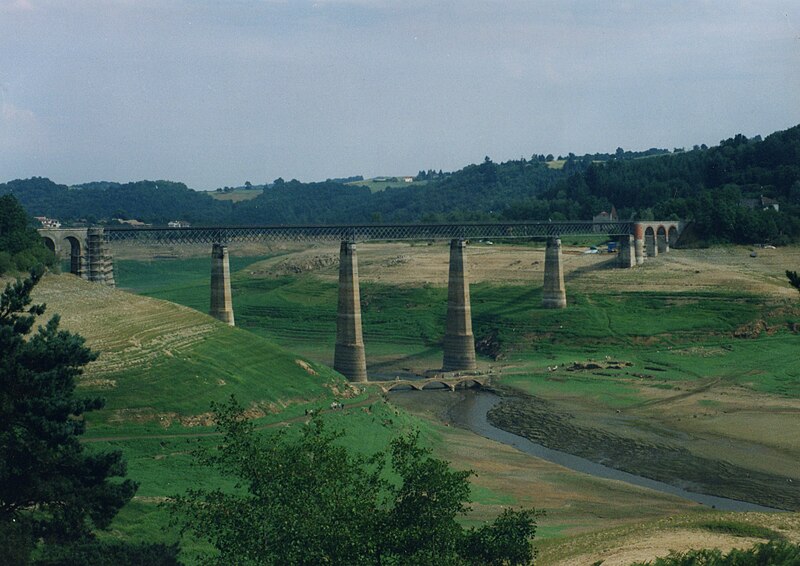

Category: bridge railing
[102, 221, 636, 245]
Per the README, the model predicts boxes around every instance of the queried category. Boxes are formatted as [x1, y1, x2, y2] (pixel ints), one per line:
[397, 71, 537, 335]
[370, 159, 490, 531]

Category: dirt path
[554, 530, 766, 566]
[630, 377, 722, 409]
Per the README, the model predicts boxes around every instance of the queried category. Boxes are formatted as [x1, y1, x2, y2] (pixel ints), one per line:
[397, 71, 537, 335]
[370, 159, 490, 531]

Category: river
[388, 388, 782, 513]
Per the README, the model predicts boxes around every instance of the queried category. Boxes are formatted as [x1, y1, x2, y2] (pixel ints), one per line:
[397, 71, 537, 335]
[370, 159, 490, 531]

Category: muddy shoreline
[484, 386, 798, 511]
[387, 387, 796, 511]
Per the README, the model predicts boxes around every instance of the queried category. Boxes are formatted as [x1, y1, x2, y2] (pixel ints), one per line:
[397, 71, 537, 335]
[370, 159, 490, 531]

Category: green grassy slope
[32, 274, 347, 437]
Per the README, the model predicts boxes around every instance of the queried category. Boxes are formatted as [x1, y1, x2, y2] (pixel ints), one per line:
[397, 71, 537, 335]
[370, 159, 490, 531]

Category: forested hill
[2, 124, 799, 243]
[534, 125, 800, 244]
[0, 179, 233, 225]
[0, 158, 571, 225]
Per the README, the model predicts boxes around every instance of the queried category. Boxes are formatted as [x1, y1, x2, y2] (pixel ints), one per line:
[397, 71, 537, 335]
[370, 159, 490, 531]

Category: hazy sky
[2, 1, 799, 190]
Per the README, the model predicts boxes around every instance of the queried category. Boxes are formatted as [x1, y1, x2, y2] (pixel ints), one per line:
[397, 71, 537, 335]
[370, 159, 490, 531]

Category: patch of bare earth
[389, 392, 696, 535]
[553, 530, 765, 566]
[31, 273, 217, 379]
[540, 512, 800, 566]
[243, 242, 800, 298]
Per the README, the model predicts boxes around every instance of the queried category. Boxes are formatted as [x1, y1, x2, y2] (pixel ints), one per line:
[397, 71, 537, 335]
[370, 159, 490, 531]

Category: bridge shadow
[563, 255, 620, 283]
[366, 347, 442, 374]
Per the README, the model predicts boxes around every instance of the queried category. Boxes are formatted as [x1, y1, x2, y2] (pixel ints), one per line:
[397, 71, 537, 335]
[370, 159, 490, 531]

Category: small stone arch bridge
[376, 375, 490, 393]
[39, 220, 684, 385]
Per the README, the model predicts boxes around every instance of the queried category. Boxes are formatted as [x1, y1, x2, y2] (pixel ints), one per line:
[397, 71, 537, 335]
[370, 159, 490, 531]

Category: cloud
[0, 97, 45, 152]
[0, 0, 34, 13]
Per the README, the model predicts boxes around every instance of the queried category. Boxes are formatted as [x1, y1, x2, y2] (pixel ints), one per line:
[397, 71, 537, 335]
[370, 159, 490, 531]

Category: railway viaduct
[39, 220, 683, 383]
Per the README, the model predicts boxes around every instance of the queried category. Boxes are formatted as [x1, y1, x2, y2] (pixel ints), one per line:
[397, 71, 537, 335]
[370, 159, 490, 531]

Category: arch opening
[656, 226, 668, 253]
[668, 226, 679, 247]
[42, 236, 56, 254]
[421, 381, 452, 391]
[64, 236, 83, 276]
[644, 227, 657, 257]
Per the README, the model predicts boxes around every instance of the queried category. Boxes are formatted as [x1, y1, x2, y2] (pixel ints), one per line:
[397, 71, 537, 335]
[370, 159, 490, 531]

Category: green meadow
[34, 251, 799, 562]
[115, 256, 797, 398]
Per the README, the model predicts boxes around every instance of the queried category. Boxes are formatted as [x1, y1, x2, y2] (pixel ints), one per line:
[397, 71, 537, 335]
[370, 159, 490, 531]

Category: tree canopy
[0, 194, 56, 276]
[0, 268, 138, 562]
[171, 397, 537, 565]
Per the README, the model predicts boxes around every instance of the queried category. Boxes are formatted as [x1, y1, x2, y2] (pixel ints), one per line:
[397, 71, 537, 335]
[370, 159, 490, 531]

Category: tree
[787, 270, 800, 293]
[171, 397, 537, 565]
[0, 194, 56, 275]
[0, 267, 137, 560]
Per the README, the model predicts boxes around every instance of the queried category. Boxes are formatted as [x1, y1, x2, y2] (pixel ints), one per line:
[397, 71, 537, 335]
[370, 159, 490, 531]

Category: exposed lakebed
[388, 387, 794, 512]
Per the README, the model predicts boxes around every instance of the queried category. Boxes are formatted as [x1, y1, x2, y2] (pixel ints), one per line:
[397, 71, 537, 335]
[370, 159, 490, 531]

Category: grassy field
[207, 187, 262, 201]
[346, 177, 426, 192]
[26, 242, 800, 563]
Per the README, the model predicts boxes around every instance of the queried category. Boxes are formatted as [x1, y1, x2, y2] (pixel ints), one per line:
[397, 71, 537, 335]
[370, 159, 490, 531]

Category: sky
[1, 1, 799, 190]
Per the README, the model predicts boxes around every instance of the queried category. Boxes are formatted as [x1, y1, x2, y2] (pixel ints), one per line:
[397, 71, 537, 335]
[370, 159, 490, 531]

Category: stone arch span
[421, 381, 454, 391]
[42, 235, 56, 254]
[38, 228, 115, 285]
[668, 225, 679, 247]
[64, 235, 85, 277]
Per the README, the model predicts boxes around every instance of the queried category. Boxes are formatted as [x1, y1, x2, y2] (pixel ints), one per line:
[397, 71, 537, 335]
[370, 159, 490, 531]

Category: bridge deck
[102, 221, 639, 244]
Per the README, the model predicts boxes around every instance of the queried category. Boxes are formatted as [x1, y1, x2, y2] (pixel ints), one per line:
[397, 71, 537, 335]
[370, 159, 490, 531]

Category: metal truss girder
[104, 222, 635, 245]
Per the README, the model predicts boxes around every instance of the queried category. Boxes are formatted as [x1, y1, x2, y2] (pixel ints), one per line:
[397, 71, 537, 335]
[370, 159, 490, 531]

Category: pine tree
[787, 270, 800, 293]
[0, 267, 137, 558]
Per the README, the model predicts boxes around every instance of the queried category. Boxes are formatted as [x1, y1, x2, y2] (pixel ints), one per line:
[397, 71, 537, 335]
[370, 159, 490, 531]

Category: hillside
[5, 244, 798, 562]
[107, 243, 800, 562]
[28, 273, 349, 436]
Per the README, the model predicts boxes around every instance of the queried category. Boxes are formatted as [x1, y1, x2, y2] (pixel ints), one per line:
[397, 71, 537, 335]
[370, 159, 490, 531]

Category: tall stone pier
[86, 228, 116, 286]
[541, 237, 567, 308]
[617, 234, 635, 268]
[633, 223, 645, 265]
[210, 243, 235, 326]
[334, 241, 368, 382]
[442, 239, 477, 371]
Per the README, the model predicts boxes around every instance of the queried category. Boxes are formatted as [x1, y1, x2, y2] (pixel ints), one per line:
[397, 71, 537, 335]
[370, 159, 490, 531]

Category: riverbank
[391, 388, 789, 511]
[484, 387, 797, 510]
[387, 388, 800, 564]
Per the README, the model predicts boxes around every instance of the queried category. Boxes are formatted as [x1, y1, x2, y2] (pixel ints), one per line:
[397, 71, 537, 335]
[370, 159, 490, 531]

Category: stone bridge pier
[210, 243, 235, 326]
[332, 238, 480, 381]
[442, 239, 477, 371]
[633, 223, 646, 265]
[542, 237, 567, 308]
[617, 234, 635, 268]
[333, 241, 368, 382]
